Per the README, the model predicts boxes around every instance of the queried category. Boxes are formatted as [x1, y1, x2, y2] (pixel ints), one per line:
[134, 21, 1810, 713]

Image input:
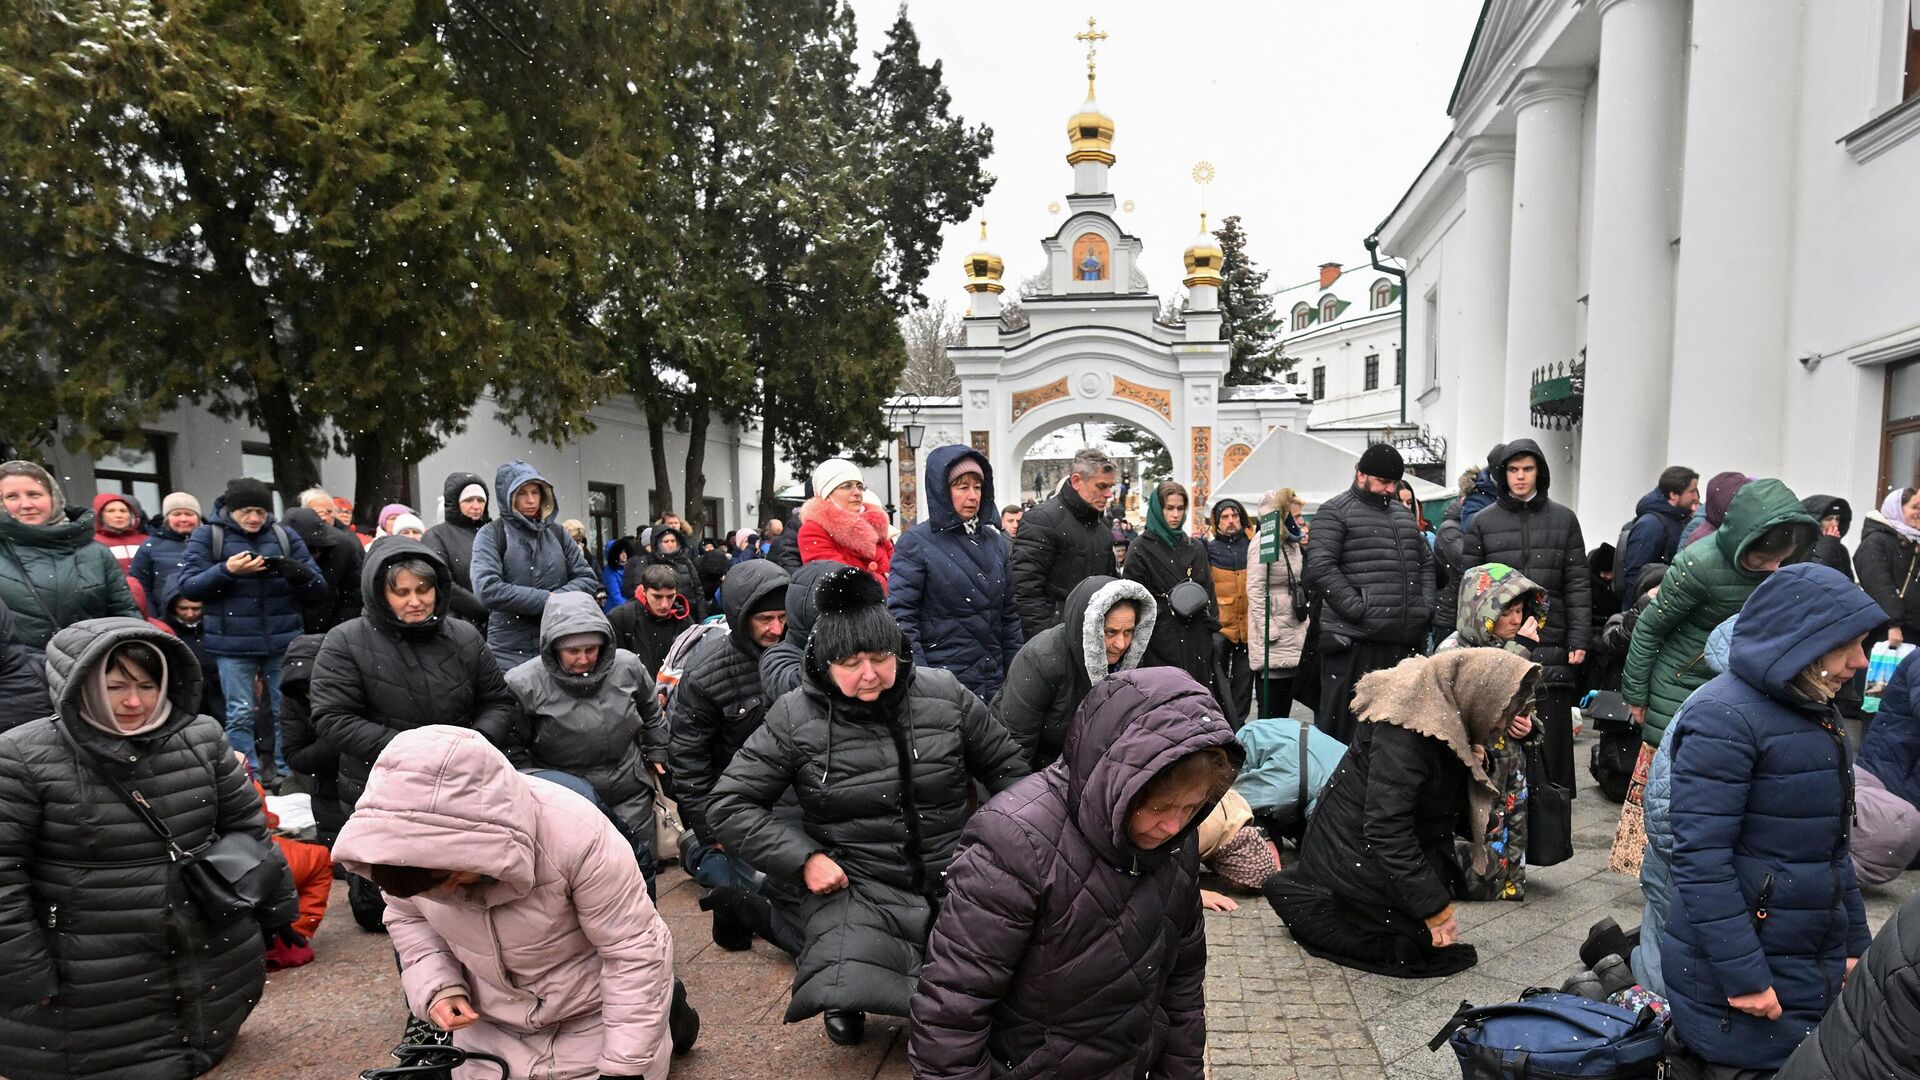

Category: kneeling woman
[909, 667, 1241, 1079]
[333, 726, 682, 1080]
[1264, 649, 1538, 978]
[709, 567, 1027, 1046]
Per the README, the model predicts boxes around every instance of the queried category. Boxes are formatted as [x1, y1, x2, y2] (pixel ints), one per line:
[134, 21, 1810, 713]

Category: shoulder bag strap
[52, 719, 193, 862]
[1297, 718, 1312, 815]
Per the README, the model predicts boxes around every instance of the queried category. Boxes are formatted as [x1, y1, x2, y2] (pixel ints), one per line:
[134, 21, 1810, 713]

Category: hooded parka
[1660, 564, 1880, 1071]
[666, 558, 791, 845]
[0, 619, 296, 1080]
[1621, 479, 1818, 747]
[470, 462, 600, 670]
[282, 506, 364, 634]
[1125, 486, 1221, 693]
[1294, 650, 1539, 923]
[887, 445, 1024, 701]
[759, 560, 840, 701]
[708, 645, 1027, 1022]
[1774, 885, 1920, 1080]
[908, 668, 1241, 1080]
[642, 527, 706, 620]
[1010, 478, 1119, 639]
[332, 726, 675, 1080]
[1853, 512, 1920, 639]
[505, 592, 668, 838]
[275, 633, 342, 841]
[176, 497, 328, 658]
[421, 470, 491, 627]
[310, 537, 517, 817]
[1617, 489, 1691, 599]
[89, 493, 146, 572]
[0, 505, 141, 652]
[1458, 439, 1590, 678]
[992, 575, 1157, 771]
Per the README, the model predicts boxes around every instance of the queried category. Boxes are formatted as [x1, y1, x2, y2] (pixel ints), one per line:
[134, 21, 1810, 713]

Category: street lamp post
[884, 395, 924, 519]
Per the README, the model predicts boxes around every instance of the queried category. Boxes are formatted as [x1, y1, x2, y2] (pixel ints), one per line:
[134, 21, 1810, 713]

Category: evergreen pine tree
[1215, 215, 1290, 385]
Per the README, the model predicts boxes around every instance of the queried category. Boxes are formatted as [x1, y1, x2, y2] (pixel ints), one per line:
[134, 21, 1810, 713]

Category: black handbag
[1524, 740, 1574, 867]
[360, 1043, 508, 1080]
[1169, 579, 1210, 621]
[56, 720, 284, 923]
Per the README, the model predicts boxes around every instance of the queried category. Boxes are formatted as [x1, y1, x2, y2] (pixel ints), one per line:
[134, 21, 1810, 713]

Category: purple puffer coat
[908, 667, 1243, 1079]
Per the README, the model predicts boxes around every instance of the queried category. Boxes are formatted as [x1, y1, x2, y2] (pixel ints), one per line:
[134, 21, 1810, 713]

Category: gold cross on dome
[1075, 16, 1108, 95]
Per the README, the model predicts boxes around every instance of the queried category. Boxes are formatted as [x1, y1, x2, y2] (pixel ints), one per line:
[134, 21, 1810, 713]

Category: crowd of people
[0, 439, 1916, 1080]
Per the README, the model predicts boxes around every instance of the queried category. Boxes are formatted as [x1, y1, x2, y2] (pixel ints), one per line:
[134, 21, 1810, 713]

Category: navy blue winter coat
[469, 461, 599, 670]
[1617, 490, 1688, 599]
[176, 499, 328, 658]
[1857, 649, 1920, 808]
[1661, 564, 1880, 1070]
[129, 520, 194, 611]
[887, 445, 1023, 701]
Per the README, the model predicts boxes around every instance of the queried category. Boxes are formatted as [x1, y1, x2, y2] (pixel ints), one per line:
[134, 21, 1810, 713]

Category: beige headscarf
[1349, 650, 1539, 868]
[79, 643, 173, 737]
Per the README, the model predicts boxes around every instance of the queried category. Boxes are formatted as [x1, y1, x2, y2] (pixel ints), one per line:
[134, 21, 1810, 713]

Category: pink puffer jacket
[333, 726, 674, 1080]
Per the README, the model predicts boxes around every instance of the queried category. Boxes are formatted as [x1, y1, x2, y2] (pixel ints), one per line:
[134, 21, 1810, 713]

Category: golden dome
[963, 221, 1005, 294]
[1066, 96, 1116, 167]
[1183, 212, 1225, 288]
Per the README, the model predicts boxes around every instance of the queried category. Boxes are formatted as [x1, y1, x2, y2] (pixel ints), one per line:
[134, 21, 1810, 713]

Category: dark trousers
[1214, 636, 1252, 729]
[1316, 638, 1420, 744]
[1251, 671, 1296, 722]
[1261, 871, 1477, 979]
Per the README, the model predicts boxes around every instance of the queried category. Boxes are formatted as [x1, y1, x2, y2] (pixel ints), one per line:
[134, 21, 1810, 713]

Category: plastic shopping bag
[1863, 641, 1915, 713]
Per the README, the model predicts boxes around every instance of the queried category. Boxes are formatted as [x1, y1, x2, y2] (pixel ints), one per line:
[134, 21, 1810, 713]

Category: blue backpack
[1429, 989, 1667, 1079]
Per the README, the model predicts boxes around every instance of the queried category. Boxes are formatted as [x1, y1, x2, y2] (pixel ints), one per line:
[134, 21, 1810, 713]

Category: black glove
[263, 924, 309, 949]
[275, 557, 314, 583]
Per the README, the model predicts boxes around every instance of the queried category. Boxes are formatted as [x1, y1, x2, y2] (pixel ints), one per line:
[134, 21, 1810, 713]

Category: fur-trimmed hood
[1062, 575, 1157, 686]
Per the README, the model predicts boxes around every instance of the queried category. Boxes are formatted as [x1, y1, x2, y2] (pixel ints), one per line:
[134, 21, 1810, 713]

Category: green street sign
[1259, 510, 1283, 563]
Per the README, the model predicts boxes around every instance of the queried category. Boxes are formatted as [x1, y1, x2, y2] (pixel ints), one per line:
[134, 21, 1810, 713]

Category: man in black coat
[283, 507, 363, 635]
[665, 558, 798, 951]
[607, 562, 693, 676]
[1615, 465, 1699, 598]
[1460, 438, 1590, 790]
[1011, 448, 1120, 640]
[1302, 443, 1433, 742]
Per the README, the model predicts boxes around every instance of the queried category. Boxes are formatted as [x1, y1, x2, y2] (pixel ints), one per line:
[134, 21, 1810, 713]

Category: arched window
[1371, 278, 1394, 310]
[1320, 295, 1339, 323]
[1292, 302, 1312, 331]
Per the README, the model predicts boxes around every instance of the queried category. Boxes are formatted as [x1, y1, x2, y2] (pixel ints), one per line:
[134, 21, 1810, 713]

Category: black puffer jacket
[1854, 515, 1920, 638]
[1125, 528, 1219, 694]
[1796, 495, 1854, 582]
[758, 560, 840, 701]
[310, 537, 516, 816]
[910, 668, 1241, 1080]
[1012, 480, 1118, 640]
[421, 470, 491, 625]
[0, 619, 296, 1080]
[666, 558, 790, 844]
[275, 633, 342, 843]
[768, 511, 804, 573]
[1303, 483, 1434, 646]
[1459, 440, 1591, 676]
[994, 575, 1158, 771]
[1775, 885, 1920, 1080]
[710, 652, 1026, 1021]
[283, 507, 364, 634]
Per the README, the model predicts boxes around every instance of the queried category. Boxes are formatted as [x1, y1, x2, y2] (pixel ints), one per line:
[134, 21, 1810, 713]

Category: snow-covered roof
[1221, 384, 1310, 402]
[1273, 262, 1402, 342]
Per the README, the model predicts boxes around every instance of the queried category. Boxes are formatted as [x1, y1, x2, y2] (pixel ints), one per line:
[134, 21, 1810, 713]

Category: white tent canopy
[1213, 426, 1452, 515]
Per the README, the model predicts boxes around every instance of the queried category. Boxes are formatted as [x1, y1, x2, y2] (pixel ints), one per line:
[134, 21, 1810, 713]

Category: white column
[1576, 0, 1687, 526]
[1446, 135, 1516, 473]
[1502, 68, 1590, 488]
[1665, 0, 1801, 478]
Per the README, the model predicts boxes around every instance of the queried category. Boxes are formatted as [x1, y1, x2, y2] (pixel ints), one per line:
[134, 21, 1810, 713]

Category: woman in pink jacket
[333, 725, 690, 1079]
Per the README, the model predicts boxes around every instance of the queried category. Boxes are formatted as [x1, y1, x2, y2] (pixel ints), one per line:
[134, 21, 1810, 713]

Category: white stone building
[1275, 261, 1406, 430]
[1376, 0, 1920, 539]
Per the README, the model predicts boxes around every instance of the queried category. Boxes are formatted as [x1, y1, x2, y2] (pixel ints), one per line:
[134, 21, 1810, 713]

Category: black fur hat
[807, 566, 902, 666]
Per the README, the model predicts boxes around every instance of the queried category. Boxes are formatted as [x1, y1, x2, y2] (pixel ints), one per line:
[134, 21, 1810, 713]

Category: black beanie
[745, 583, 789, 617]
[1356, 443, 1404, 484]
[807, 567, 902, 666]
[223, 477, 274, 513]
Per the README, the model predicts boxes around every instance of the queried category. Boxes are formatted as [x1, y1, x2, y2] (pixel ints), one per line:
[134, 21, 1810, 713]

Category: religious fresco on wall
[970, 430, 990, 454]
[1112, 376, 1173, 421]
[1222, 443, 1253, 478]
[897, 437, 919, 523]
[1073, 233, 1110, 281]
[1191, 427, 1213, 506]
[1009, 377, 1069, 424]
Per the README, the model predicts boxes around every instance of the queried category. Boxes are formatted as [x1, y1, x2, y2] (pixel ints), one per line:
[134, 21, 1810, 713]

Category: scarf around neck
[1880, 490, 1920, 543]
[80, 648, 175, 738]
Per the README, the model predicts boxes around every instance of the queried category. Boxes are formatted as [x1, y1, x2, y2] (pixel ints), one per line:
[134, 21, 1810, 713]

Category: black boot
[699, 889, 753, 952]
[1580, 917, 1634, 970]
[669, 978, 701, 1055]
[824, 1010, 865, 1046]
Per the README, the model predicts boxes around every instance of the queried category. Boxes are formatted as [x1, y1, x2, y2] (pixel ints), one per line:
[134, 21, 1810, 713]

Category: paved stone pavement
[211, 726, 1918, 1079]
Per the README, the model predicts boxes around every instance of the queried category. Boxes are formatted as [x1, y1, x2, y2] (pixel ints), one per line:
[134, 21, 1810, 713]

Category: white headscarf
[1880, 489, 1920, 543]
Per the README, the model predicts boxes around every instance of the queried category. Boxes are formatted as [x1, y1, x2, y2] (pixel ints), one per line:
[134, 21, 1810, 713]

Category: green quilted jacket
[1620, 479, 1817, 747]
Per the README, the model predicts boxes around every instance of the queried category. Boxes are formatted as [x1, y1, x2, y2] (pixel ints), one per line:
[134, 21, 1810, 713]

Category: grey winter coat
[709, 651, 1027, 1021]
[0, 619, 296, 1080]
[909, 668, 1240, 1080]
[992, 575, 1156, 772]
[666, 558, 791, 844]
[0, 507, 140, 652]
[505, 592, 668, 837]
[1459, 439, 1592, 677]
[470, 461, 600, 669]
[1303, 483, 1434, 646]
[311, 538, 518, 816]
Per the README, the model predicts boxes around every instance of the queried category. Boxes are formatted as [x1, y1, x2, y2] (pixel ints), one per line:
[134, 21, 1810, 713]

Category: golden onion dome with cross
[1183, 212, 1225, 289]
[963, 221, 1005, 294]
[1066, 17, 1116, 166]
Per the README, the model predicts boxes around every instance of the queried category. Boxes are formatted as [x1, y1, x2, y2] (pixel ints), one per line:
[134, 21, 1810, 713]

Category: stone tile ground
[211, 724, 1919, 1079]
